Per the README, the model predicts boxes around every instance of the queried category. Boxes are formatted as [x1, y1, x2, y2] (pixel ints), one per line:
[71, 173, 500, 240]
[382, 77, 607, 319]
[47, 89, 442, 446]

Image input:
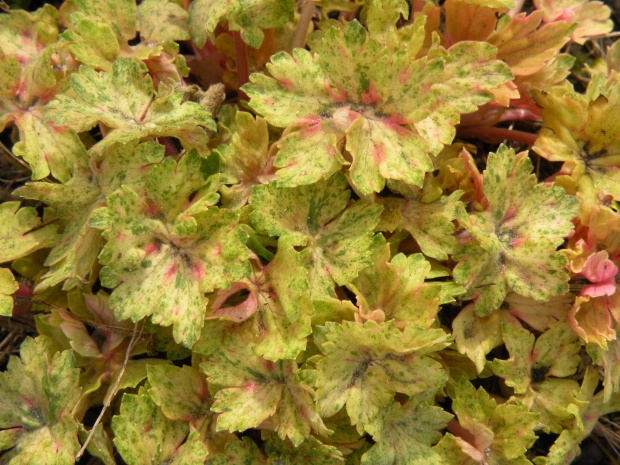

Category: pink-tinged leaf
[201, 331, 327, 446]
[205, 242, 312, 361]
[0, 45, 87, 182]
[245, 20, 512, 193]
[533, 0, 613, 44]
[0, 337, 81, 463]
[90, 161, 250, 347]
[314, 320, 447, 433]
[569, 283, 620, 347]
[504, 292, 573, 332]
[112, 387, 208, 465]
[454, 145, 579, 315]
[579, 251, 618, 297]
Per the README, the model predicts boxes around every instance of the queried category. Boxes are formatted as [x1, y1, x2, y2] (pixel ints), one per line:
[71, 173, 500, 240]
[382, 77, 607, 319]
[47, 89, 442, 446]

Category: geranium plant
[1, 0, 619, 464]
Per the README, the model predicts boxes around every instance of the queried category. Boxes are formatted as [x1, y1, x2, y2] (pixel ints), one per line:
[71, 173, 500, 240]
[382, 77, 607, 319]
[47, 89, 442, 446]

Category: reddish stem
[457, 126, 538, 146]
[233, 30, 249, 105]
[498, 108, 542, 123]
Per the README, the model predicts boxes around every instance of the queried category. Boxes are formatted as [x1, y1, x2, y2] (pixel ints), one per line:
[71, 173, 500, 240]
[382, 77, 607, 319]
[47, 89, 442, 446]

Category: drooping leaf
[45, 58, 216, 154]
[0, 202, 57, 263]
[244, 19, 512, 193]
[452, 303, 506, 374]
[0, 336, 81, 464]
[201, 331, 327, 446]
[0, 4, 60, 65]
[454, 145, 580, 315]
[314, 320, 447, 432]
[188, 0, 295, 49]
[250, 173, 382, 297]
[361, 394, 452, 465]
[434, 377, 538, 465]
[112, 387, 208, 465]
[138, 0, 190, 43]
[0, 268, 19, 317]
[263, 434, 344, 464]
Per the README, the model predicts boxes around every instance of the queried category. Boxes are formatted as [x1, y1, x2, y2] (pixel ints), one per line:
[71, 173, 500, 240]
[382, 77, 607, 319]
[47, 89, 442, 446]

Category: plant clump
[0, 0, 619, 464]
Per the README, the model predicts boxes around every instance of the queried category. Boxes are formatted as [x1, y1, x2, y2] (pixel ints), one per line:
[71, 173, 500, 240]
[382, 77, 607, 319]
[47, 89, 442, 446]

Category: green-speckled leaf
[147, 364, 212, 424]
[452, 303, 504, 374]
[377, 191, 462, 260]
[217, 111, 274, 209]
[492, 322, 581, 429]
[138, 0, 190, 42]
[264, 434, 344, 464]
[314, 320, 447, 432]
[205, 242, 312, 360]
[454, 146, 579, 315]
[436, 377, 538, 464]
[201, 332, 327, 446]
[0, 5, 59, 64]
[250, 173, 382, 296]
[0, 268, 19, 317]
[45, 58, 215, 154]
[91, 183, 250, 347]
[189, 0, 295, 49]
[348, 237, 441, 328]
[112, 387, 208, 465]
[361, 396, 452, 465]
[0, 337, 81, 463]
[244, 21, 512, 193]
[0, 202, 57, 264]
[205, 437, 266, 465]
[16, 141, 166, 290]
[61, 0, 136, 44]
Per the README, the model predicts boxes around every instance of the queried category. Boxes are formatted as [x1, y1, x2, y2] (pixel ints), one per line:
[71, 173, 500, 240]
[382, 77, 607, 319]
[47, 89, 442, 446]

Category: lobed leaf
[0, 337, 81, 464]
[45, 58, 215, 154]
[112, 387, 208, 465]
